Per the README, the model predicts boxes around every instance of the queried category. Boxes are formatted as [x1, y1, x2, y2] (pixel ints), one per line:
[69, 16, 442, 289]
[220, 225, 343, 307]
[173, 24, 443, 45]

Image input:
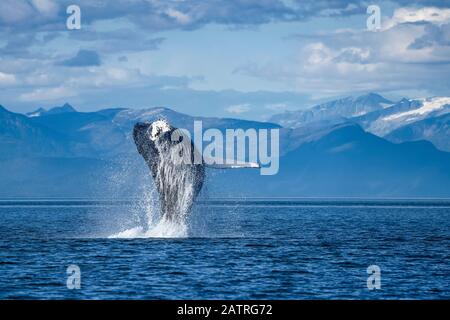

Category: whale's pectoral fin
[204, 160, 260, 169]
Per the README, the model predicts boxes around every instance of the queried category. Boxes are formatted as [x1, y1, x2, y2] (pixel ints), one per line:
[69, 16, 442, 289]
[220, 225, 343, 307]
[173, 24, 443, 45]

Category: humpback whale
[133, 120, 204, 221]
[133, 119, 259, 222]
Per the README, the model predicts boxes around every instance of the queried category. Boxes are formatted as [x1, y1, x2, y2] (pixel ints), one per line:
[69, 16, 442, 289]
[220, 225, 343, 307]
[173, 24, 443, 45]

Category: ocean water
[0, 199, 448, 299]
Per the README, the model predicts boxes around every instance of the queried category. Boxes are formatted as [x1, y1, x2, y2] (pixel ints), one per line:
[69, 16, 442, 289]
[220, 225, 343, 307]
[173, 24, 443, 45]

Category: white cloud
[19, 86, 76, 102]
[0, 72, 17, 86]
[226, 103, 251, 114]
[166, 8, 192, 24]
[31, 0, 58, 17]
[383, 7, 450, 30]
[235, 5, 450, 98]
[301, 42, 378, 74]
[12, 60, 192, 103]
[304, 43, 333, 66]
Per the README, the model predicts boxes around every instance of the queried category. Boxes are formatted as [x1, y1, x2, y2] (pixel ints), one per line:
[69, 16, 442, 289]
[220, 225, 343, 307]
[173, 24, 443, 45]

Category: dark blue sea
[0, 199, 448, 299]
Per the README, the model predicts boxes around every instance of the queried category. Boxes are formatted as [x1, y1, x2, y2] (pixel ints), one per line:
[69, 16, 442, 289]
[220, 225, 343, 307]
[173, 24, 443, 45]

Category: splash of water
[109, 218, 188, 238]
[110, 134, 196, 238]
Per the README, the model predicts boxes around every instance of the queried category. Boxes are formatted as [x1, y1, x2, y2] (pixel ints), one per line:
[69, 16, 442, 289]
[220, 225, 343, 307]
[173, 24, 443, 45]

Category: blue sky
[1, 0, 449, 120]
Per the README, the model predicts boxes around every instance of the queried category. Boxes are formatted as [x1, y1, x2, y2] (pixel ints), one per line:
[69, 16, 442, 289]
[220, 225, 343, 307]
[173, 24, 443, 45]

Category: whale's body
[133, 120, 204, 221]
[133, 119, 260, 222]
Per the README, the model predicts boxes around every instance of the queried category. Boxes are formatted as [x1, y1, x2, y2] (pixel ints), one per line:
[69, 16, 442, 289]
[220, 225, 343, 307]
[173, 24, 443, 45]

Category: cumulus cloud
[0, 0, 367, 31]
[2, 0, 450, 113]
[408, 22, 450, 49]
[19, 86, 75, 102]
[166, 8, 192, 25]
[226, 103, 251, 114]
[0, 72, 17, 86]
[13, 61, 195, 104]
[235, 4, 450, 97]
[383, 6, 450, 30]
[1, 1, 448, 35]
[235, 42, 380, 95]
[31, 0, 59, 17]
[1, 1, 445, 65]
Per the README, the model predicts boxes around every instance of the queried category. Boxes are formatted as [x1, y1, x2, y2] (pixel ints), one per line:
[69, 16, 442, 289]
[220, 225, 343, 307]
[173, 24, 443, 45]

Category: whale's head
[133, 119, 173, 160]
[133, 119, 172, 143]
[148, 119, 172, 141]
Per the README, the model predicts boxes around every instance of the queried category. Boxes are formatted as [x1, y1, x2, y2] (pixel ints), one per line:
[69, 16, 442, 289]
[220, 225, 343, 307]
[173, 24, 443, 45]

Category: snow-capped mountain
[386, 112, 450, 152]
[6, 105, 283, 159]
[270, 93, 450, 147]
[269, 93, 393, 128]
[1, 103, 450, 197]
[360, 97, 450, 136]
[26, 107, 46, 117]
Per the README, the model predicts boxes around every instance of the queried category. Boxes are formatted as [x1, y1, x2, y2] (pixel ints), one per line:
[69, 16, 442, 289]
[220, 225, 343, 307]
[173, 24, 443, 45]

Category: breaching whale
[133, 119, 258, 221]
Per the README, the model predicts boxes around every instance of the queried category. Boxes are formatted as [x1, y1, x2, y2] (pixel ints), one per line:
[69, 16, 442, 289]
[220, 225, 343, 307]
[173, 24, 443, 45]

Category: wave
[109, 216, 188, 238]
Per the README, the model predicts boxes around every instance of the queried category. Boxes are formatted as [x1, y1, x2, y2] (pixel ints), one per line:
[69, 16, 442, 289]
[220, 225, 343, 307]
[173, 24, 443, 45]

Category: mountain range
[269, 93, 393, 128]
[270, 93, 450, 152]
[1, 92, 450, 198]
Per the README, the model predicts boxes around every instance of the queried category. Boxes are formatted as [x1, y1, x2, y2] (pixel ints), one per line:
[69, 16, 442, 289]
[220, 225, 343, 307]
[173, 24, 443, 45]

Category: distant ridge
[26, 103, 76, 117]
[269, 92, 393, 128]
[1, 100, 450, 197]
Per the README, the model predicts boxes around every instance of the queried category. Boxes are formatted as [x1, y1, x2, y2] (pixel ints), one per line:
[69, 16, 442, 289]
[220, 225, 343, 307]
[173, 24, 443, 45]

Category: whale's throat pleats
[153, 136, 197, 222]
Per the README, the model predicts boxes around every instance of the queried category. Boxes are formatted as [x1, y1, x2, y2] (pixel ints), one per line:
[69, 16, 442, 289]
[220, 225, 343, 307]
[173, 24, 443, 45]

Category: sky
[0, 0, 450, 120]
